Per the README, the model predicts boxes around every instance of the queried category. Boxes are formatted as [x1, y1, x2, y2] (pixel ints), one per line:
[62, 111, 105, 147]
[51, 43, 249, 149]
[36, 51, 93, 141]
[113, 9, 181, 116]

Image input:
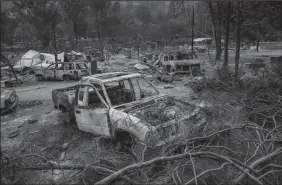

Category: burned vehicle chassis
[52, 72, 206, 148]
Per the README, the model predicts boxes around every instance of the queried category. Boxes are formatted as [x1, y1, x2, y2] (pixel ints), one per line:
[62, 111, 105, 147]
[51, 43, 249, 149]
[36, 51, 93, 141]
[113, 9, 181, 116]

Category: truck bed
[52, 85, 76, 110]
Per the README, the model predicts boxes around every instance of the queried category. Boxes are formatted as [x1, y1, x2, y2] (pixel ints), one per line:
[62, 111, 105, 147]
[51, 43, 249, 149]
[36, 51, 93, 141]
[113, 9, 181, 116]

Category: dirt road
[12, 81, 78, 102]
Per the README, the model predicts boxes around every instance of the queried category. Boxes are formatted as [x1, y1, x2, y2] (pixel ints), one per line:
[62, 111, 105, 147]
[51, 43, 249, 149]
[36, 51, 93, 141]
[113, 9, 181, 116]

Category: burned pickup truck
[52, 72, 206, 147]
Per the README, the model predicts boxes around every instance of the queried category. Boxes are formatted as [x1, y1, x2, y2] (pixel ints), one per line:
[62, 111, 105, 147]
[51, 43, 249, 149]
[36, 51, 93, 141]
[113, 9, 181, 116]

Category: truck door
[55, 64, 64, 80]
[44, 64, 55, 79]
[75, 84, 111, 137]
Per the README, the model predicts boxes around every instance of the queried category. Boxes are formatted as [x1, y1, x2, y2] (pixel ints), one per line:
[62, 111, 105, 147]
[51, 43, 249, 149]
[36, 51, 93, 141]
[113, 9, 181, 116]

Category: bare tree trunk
[1, 54, 18, 81]
[9, 65, 18, 82]
[74, 21, 78, 48]
[215, 2, 222, 61]
[256, 28, 260, 51]
[137, 45, 140, 60]
[234, 2, 241, 78]
[9, 28, 13, 52]
[222, 2, 231, 75]
[207, 1, 222, 61]
[51, 22, 58, 67]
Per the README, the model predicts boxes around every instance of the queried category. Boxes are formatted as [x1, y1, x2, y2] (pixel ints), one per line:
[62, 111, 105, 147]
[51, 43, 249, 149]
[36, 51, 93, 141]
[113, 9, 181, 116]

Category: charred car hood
[118, 95, 204, 127]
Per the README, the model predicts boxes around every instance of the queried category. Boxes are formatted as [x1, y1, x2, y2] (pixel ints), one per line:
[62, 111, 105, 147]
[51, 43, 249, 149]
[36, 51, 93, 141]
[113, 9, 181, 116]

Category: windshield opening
[104, 77, 159, 107]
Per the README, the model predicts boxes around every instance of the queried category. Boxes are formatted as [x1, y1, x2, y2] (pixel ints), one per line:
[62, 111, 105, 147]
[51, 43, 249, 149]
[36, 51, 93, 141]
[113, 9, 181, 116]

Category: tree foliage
[1, 1, 281, 52]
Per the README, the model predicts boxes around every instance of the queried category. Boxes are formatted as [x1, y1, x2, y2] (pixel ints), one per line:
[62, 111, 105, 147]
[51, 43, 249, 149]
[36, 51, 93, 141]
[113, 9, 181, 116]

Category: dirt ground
[1, 48, 280, 184]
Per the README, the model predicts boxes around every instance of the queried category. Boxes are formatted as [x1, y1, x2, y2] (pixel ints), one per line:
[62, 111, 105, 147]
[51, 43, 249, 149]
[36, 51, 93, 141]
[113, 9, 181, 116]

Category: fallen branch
[258, 170, 282, 180]
[185, 162, 230, 185]
[17, 163, 137, 185]
[3, 153, 137, 184]
[189, 153, 198, 185]
[175, 125, 248, 146]
[257, 164, 282, 173]
[234, 147, 282, 184]
[95, 151, 263, 185]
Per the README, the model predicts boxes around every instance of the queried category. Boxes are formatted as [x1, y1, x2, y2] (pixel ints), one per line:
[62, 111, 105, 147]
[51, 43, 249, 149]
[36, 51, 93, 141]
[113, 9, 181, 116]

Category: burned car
[34, 62, 90, 81]
[52, 72, 206, 148]
[1, 87, 19, 115]
[155, 52, 201, 76]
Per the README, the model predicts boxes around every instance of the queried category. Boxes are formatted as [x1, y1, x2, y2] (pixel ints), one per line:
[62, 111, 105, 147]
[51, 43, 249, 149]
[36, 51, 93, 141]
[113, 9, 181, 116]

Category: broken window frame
[75, 84, 109, 109]
[99, 76, 160, 108]
[135, 77, 159, 99]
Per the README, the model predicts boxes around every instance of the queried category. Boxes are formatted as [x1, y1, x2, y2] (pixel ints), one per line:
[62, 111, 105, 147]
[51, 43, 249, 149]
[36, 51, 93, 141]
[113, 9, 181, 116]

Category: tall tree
[222, 2, 232, 75]
[1, 12, 19, 50]
[88, 0, 111, 54]
[234, 2, 242, 78]
[135, 5, 152, 29]
[62, 0, 86, 47]
[14, 1, 63, 62]
[206, 1, 223, 61]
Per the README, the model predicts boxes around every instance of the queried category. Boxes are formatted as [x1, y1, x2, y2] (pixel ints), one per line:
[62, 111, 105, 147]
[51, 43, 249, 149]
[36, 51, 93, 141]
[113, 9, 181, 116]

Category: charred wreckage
[52, 72, 206, 148]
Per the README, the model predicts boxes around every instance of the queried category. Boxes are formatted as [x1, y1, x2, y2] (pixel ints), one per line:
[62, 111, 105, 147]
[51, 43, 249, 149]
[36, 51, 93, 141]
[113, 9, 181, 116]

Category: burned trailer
[160, 52, 201, 76]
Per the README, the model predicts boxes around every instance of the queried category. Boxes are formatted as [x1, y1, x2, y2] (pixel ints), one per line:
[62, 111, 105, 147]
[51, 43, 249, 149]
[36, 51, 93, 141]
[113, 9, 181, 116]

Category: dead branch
[258, 170, 282, 180]
[258, 164, 282, 173]
[189, 153, 198, 185]
[2, 153, 137, 185]
[176, 125, 248, 146]
[16, 162, 137, 185]
[185, 162, 230, 185]
[234, 147, 282, 184]
[94, 151, 263, 185]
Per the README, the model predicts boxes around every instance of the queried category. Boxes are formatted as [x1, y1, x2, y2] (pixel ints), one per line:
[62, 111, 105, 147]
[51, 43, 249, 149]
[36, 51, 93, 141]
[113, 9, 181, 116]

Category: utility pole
[191, 5, 195, 59]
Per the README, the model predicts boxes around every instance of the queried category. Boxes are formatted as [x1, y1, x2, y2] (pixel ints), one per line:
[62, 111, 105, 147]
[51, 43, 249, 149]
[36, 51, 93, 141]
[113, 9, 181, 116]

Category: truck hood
[125, 96, 198, 126]
[111, 94, 206, 146]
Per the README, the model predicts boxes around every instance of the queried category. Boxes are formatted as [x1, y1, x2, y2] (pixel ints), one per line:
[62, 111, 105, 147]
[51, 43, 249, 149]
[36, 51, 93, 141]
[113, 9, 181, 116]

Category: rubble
[164, 84, 174, 89]
[24, 100, 42, 107]
[8, 129, 19, 138]
[60, 151, 66, 161]
[61, 143, 69, 150]
[133, 63, 150, 70]
[27, 119, 38, 124]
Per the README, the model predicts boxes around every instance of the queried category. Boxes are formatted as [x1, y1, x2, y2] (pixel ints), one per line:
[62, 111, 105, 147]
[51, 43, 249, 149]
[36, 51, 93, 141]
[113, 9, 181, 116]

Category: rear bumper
[0, 95, 19, 115]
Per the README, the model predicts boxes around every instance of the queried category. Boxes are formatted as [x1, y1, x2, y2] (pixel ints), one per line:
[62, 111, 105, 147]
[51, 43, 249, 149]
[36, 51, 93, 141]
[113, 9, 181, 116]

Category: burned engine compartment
[128, 96, 196, 126]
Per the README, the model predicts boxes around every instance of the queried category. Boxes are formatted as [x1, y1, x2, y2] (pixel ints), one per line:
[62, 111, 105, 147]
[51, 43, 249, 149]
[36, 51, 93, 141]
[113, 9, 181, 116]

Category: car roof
[80, 72, 143, 84]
